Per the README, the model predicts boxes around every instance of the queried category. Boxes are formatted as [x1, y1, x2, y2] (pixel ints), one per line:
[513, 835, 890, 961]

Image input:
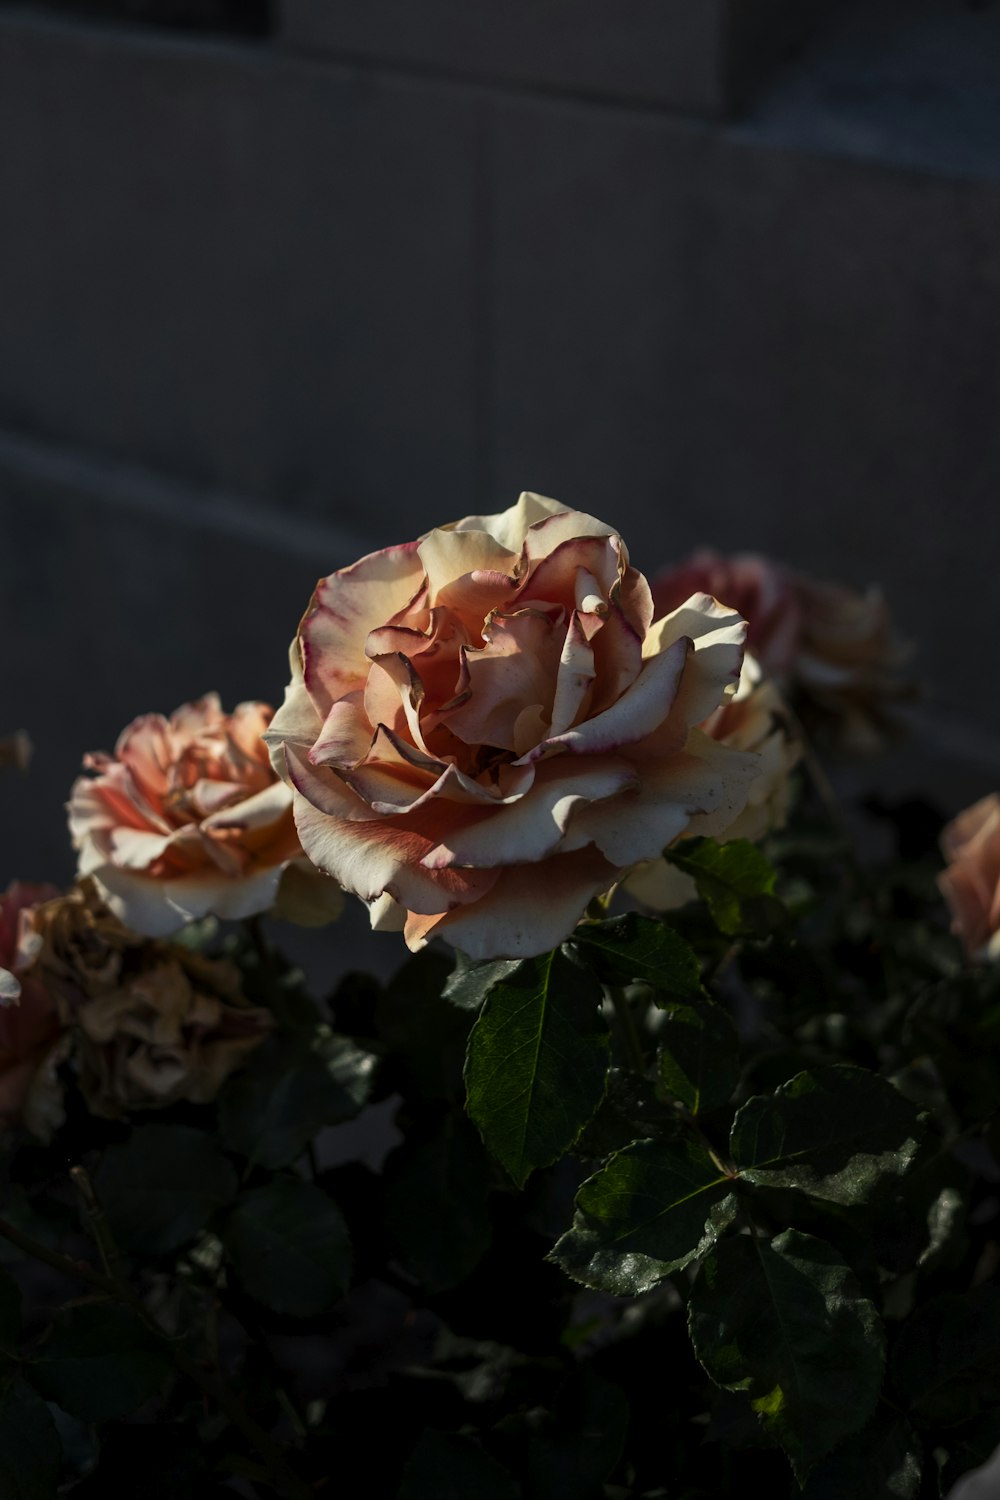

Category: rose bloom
[626, 654, 801, 910]
[651, 550, 910, 751]
[23, 880, 272, 1116]
[0, 882, 68, 1137]
[69, 693, 339, 937]
[265, 492, 759, 960]
[938, 795, 1000, 961]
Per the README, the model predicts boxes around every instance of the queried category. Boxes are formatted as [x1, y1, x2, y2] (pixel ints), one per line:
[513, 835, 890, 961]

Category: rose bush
[266, 492, 759, 959]
[68, 693, 338, 937]
[625, 652, 801, 909]
[938, 793, 1000, 960]
[0, 881, 67, 1136]
[652, 549, 911, 750]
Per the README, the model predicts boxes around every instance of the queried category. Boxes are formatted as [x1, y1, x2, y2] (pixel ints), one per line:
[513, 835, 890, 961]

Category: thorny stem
[69, 1166, 127, 1290]
[0, 1210, 314, 1500]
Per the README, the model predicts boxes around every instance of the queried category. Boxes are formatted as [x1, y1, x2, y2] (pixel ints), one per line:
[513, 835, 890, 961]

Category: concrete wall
[4, 0, 1000, 947]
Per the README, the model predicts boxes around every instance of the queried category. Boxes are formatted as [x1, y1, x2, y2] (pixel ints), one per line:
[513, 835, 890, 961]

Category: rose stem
[0, 1211, 314, 1500]
[69, 1165, 127, 1290]
[606, 985, 646, 1074]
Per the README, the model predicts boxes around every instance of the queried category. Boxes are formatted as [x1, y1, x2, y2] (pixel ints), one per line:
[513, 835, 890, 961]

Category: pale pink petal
[645, 593, 747, 728]
[309, 692, 376, 770]
[522, 507, 618, 565]
[587, 602, 644, 716]
[203, 780, 293, 833]
[446, 611, 561, 751]
[422, 757, 638, 870]
[291, 785, 498, 914]
[264, 647, 325, 779]
[451, 491, 567, 553]
[561, 732, 758, 865]
[114, 714, 175, 800]
[169, 694, 223, 735]
[406, 846, 618, 960]
[107, 827, 179, 870]
[521, 635, 690, 762]
[302, 541, 425, 709]
[416, 527, 519, 610]
[547, 611, 597, 739]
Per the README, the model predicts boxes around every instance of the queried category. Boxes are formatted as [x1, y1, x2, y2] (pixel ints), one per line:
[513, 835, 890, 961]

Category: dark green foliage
[689, 1231, 885, 1479]
[399, 1429, 521, 1500]
[572, 913, 704, 998]
[383, 1114, 493, 1292]
[665, 837, 782, 935]
[0, 1379, 61, 1500]
[222, 1177, 352, 1316]
[799, 1414, 922, 1499]
[656, 993, 739, 1115]
[465, 948, 610, 1187]
[95, 1124, 239, 1254]
[219, 1028, 376, 1169]
[550, 1138, 737, 1294]
[730, 1065, 926, 1204]
[29, 1303, 170, 1422]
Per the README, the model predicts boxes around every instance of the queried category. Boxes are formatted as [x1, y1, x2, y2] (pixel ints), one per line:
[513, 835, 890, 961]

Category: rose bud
[266, 492, 759, 960]
[69, 694, 341, 937]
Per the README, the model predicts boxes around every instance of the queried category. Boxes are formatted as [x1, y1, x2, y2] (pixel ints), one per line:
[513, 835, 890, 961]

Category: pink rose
[69, 694, 327, 937]
[652, 551, 910, 750]
[626, 654, 801, 910]
[266, 492, 759, 960]
[0, 882, 67, 1137]
[938, 794, 1000, 960]
[651, 552, 801, 680]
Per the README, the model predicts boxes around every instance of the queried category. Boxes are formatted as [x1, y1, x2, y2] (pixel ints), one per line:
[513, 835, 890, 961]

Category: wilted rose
[0, 882, 67, 1137]
[69, 694, 340, 937]
[938, 795, 1000, 961]
[651, 551, 911, 750]
[266, 492, 758, 960]
[24, 880, 272, 1116]
[626, 654, 801, 910]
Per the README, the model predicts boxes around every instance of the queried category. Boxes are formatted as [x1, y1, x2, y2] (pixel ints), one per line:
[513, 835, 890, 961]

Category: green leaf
[219, 1029, 377, 1170]
[656, 994, 739, 1115]
[688, 1230, 885, 1480]
[399, 1430, 519, 1500]
[29, 1303, 170, 1423]
[729, 1066, 925, 1205]
[549, 1138, 737, 1294]
[0, 1379, 61, 1499]
[378, 950, 472, 1101]
[524, 1369, 628, 1500]
[0, 1265, 21, 1352]
[95, 1124, 239, 1255]
[572, 913, 704, 998]
[892, 1285, 1000, 1428]
[222, 1177, 351, 1317]
[443, 953, 522, 1012]
[464, 948, 610, 1188]
[665, 838, 779, 935]
[382, 1116, 492, 1293]
[799, 1414, 922, 1500]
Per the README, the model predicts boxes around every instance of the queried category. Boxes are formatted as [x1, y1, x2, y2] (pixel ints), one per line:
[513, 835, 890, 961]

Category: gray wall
[3, 0, 1000, 947]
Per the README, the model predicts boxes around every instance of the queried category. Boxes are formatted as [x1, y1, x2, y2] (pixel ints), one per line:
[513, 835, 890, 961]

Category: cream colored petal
[264, 647, 325, 780]
[561, 733, 759, 865]
[522, 634, 690, 762]
[291, 785, 498, 914]
[422, 758, 638, 870]
[623, 860, 697, 912]
[446, 611, 561, 751]
[522, 506, 618, 564]
[547, 611, 597, 740]
[301, 540, 426, 708]
[368, 892, 407, 932]
[450, 492, 567, 553]
[417, 527, 519, 608]
[309, 692, 375, 770]
[406, 846, 618, 960]
[203, 779, 292, 832]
